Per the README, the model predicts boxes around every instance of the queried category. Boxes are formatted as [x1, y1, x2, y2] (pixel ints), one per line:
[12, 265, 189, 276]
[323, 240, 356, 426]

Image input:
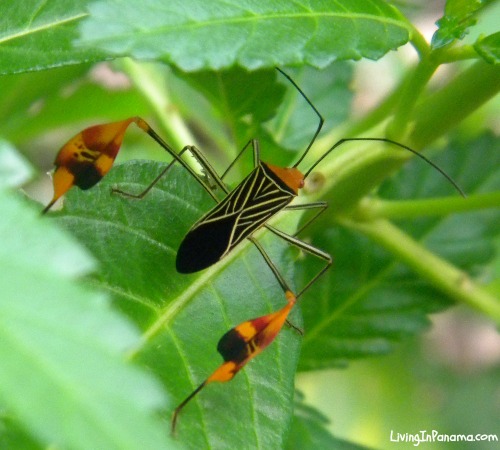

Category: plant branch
[387, 58, 439, 141]
[340, 217, 500, 324]
[409, 60, 500, 148]
[341, 77, 405, 137]
[408, 24, 431, 59]
[118, 58, 202, 171]
[340, 29, 429, 140]
[358, 192, 500, 220]
[433, 45, 481, 64]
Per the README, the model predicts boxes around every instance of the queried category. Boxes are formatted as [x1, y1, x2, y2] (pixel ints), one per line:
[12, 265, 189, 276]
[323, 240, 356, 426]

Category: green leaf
[0, 65, 151, 145]
[297, 133, 500, 370]
[431, 0, 491, 49]
[287, 392, 375, 450]
[0, 0, 105, 75]
[299, 226, 447, 370]
[179, 68, 287, 169]
[0, 187, 173, 449]
[0, 416, 41, 450]
[173, 63, 355, 180]
[54, 162, 302, 449]
[474, 31, 500, 64]
[78, 0, 410, 70]
[0, 65, 90, 143]
[181, 68, 286, 125]
[0, 140, 34, 188]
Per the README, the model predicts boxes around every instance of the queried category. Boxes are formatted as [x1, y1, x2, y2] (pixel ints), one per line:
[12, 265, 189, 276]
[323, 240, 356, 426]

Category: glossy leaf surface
[0, 0, 105, 74]
[431, 0, 489, 49]
[78, 0, 409, 70]
[475, 31, 500, 64]
[55, 162, 302, 449]
[0, 177, 173, 450]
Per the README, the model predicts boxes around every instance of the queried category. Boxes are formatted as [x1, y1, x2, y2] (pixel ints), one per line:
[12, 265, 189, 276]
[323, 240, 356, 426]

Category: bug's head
[266, 164, 305, 195]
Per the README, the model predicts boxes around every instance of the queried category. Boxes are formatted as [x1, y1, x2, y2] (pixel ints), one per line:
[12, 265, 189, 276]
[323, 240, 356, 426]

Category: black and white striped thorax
[202, 162, 296, 237]
[175, 161, 297, 273]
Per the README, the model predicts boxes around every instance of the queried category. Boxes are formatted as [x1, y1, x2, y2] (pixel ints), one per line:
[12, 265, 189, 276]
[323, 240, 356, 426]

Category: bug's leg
[171, 139, 260, 195]
[282, 201, 328, 237]
[260, 202, 330, 298]
[264, 224, 332, 299]
[171, 289, 297, 434]
[171, 380, 207, 435]
[248, 237, 290, 294]
[248, 237, 302, 334]
[220, 139, 260, 181]
[112, 145, 224, 202]
[183, 145, 229, 196]
[42, 118, 138, 214]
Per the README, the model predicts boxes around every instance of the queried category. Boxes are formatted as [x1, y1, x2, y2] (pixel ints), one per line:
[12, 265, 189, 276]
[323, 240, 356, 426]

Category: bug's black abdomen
[176, 215, 235, 273]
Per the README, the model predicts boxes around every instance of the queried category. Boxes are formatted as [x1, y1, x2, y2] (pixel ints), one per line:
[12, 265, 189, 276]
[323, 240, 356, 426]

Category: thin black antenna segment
[276, 69, 464, 198]
[274, 68, 324, 169]
[303, 137, 466, 197]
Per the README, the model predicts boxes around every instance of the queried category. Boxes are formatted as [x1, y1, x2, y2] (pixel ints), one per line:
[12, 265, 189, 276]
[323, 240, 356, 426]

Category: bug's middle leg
[248, 236, 303, 335]
[265, 223, 332, 300]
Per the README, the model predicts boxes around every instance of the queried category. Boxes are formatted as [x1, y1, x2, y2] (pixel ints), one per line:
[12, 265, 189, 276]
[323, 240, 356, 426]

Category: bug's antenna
[303, 137, 466, 197]
[275, 68, 464, 197]
[275, 68, 324, 170]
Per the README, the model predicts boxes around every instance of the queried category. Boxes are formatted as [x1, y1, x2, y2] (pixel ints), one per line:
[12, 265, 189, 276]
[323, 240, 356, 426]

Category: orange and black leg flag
[42, 118, 140, 213]
[42, 117, 170, 214]
[171, 290, 297, 433]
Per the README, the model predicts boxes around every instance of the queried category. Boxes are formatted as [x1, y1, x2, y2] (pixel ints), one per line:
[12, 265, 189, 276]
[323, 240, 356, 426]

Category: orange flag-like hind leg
[171, 290, 297, 434]
[42, 117, 139, 214]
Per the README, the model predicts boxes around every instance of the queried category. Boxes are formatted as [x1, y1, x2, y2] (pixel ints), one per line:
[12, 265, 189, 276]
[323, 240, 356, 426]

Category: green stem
[410, 60, 500, 148]
[338, 40, 485, 148]
[341, 27, 430, 139]
[408, 24, 431, 60]
[341, 77, 406, 138]
[119, 58, 200, 156]
[306, 60, 500, 213]
[387, 58, 439, 141]
[341, 217, 500, 324]
[359, 192, 500, 220]
[433, 45, 480, 64]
